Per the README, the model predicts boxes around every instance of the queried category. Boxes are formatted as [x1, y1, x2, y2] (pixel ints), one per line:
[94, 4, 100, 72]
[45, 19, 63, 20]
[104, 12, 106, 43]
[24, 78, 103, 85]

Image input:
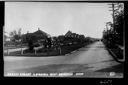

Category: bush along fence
[4, 37, 98, 56]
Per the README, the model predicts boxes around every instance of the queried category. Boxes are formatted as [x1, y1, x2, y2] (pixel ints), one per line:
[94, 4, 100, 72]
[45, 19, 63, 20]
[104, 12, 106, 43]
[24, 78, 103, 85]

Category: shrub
[28, 40, 34, 51]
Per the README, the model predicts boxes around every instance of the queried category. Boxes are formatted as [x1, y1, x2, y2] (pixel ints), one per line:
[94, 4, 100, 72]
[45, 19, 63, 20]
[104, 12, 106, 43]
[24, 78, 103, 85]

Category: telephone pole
[108, 3, 125, 62]
[108, 3, 118, 31]
[108, 3, 115, 31]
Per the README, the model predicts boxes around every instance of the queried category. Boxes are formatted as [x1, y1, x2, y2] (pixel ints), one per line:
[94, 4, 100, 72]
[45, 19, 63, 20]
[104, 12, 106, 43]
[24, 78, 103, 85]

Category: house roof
[24, 28, 50, 37]
[65, 30, 72, 36]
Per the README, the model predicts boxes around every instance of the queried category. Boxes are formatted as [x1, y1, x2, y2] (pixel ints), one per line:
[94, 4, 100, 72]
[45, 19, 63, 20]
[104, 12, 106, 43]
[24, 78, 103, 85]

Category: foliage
[28, 39, 34, 51]
[9, 28, 22, 44]
[102, 3, 124, 47]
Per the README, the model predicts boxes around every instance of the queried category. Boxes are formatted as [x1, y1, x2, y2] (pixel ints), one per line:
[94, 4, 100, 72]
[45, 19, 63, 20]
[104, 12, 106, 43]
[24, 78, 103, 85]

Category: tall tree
[9, 28, 22, 45]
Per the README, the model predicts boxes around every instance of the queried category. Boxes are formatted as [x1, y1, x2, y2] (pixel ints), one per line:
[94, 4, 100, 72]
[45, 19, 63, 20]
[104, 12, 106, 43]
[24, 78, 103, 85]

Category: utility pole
[108, 3, 117, 45]
[112, 3, 115, 31]
[108, 3, 118, 31]
[108, 3, 115, 31]
[108, 3, 125, 62]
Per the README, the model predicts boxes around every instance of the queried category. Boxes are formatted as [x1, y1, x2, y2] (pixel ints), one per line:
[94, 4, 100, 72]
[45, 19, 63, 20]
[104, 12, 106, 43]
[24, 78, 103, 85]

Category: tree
[9, 28, 22, 45]
[47, 37, 52, 48]
[103, 3, 124, 47]
[28, 39, 34, 51]
[113, 3, 124, 46]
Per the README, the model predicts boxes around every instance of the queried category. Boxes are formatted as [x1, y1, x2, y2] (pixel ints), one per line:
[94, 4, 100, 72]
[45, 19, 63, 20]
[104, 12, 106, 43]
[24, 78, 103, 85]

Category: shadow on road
[95, 64, 124, 73]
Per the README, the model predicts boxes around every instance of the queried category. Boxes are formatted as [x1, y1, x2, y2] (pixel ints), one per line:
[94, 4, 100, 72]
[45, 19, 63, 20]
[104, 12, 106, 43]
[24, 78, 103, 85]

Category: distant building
[65, 30, 72, 37]
[4, 34, 12, 42]
[4, 36, 11, 42]
[22, 28, 51, 43]
[6, 37, 11, 41]
[65, 30, 85, 39]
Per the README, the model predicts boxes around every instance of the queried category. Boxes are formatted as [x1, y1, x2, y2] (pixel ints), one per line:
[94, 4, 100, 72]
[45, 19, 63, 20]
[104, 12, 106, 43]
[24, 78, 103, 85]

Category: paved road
[4, 41, 122, 75]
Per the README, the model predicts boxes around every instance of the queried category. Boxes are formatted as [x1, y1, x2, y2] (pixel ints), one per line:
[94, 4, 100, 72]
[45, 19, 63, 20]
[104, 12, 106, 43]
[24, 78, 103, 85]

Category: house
[22, 28, 51, 44]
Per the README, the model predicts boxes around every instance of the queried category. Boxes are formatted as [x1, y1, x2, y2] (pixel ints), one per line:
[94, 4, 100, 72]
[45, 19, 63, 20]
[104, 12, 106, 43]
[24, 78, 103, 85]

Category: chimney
[38, 28, 40, 31]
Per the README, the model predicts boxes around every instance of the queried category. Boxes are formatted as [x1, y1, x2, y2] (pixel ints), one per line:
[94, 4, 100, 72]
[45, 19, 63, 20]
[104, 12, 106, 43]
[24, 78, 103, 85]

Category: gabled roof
[33, 29, 50, 37]
[24, 28, 50, 37]
[22, 29, 51, 42]
[65, 30, 72, 36]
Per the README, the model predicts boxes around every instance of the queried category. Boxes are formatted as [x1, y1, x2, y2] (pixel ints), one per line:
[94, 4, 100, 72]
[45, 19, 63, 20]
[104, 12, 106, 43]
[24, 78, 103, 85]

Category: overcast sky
[5, 2, 113, 38]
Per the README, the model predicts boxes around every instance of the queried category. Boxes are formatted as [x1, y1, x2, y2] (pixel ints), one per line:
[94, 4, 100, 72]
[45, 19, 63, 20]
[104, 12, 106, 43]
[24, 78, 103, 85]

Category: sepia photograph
[3, 1, 124, 77]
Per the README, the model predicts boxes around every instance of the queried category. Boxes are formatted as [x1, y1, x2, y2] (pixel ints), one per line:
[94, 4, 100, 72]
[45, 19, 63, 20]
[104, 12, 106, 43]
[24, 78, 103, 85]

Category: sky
[5, 2, 113, 38]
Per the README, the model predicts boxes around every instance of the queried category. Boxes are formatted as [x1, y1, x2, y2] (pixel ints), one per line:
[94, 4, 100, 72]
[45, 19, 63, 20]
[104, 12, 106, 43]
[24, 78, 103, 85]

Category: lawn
[4, 42, 94, 57]
[109, 48, 124, 59]
[103, 41, 124, 60]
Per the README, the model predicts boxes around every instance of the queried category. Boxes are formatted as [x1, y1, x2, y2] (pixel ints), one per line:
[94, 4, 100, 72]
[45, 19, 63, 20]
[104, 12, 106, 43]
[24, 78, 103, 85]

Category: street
[4, 41, 123, 75]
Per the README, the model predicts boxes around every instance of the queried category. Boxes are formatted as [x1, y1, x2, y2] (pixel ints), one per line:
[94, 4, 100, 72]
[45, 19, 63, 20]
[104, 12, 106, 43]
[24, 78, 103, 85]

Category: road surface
[4, 41, 123, 76]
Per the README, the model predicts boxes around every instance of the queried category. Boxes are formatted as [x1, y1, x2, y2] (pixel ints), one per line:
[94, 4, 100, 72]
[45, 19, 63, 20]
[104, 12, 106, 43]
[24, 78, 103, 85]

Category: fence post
[21, 48, 23, 55]
[7, 49, 9, 55]
[35, 49, 36, 55]
[59, 46, 61, 55]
